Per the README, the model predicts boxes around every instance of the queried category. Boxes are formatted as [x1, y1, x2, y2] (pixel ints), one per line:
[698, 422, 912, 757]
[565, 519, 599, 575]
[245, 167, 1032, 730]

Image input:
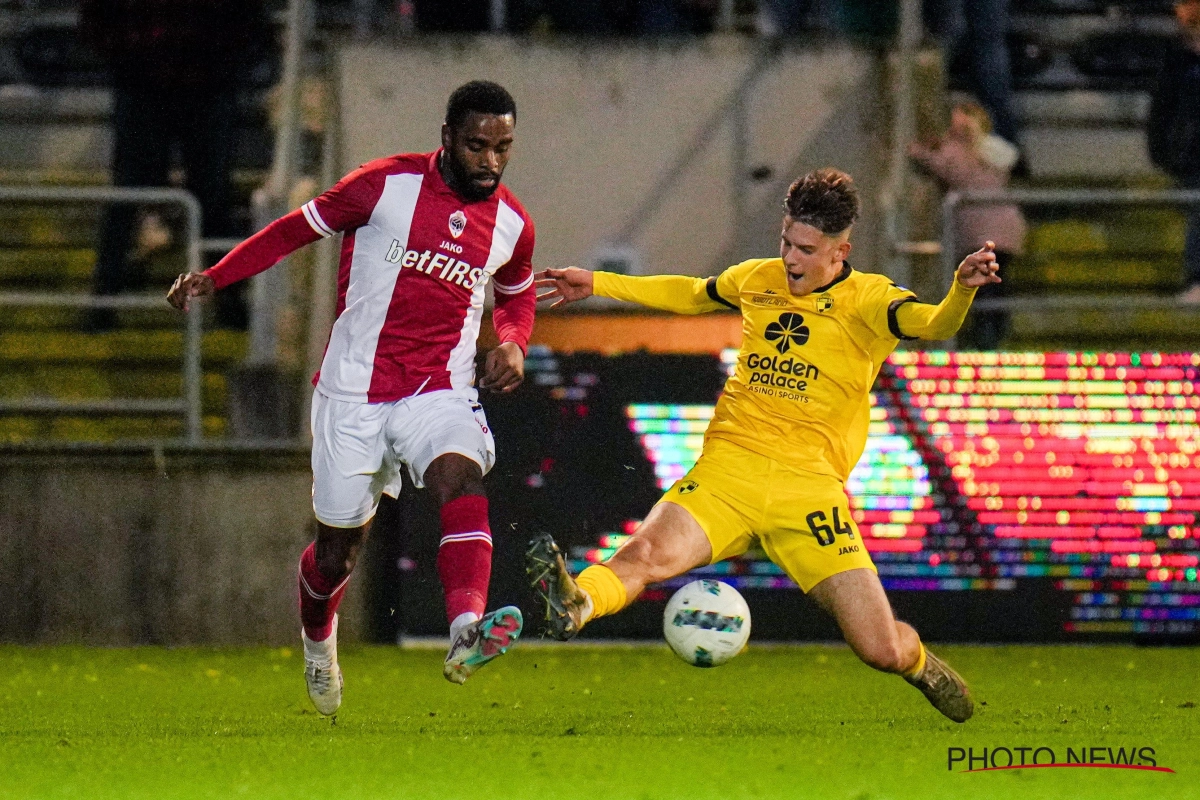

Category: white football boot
[303, 614, 343, 716]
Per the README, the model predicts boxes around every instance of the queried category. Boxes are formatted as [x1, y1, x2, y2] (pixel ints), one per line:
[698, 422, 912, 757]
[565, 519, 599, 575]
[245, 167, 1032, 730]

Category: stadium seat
[0, 180, 247, 442]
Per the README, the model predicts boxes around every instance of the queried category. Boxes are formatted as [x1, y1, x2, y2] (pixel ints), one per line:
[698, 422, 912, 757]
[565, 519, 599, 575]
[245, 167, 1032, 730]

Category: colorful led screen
[569, 351, 1200, 637]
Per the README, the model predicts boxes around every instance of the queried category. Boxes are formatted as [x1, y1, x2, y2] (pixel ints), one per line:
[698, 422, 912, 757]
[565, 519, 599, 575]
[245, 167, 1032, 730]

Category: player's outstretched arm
[894, 242, 999, 340]
[536, 267, 726, 315]
[535, 267, 594, 307]
[165, 207, 327, 312]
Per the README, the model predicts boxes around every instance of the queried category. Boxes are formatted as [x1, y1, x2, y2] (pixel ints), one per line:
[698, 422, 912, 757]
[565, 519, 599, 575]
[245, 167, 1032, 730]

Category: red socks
[437, 494, 493, 625]
[298, 494, 492, 641]
[298, 541, 349, 642]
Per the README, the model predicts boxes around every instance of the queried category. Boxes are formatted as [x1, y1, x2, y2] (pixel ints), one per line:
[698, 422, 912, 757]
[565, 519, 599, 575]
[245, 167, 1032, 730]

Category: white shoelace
[307, 659, 335, 692]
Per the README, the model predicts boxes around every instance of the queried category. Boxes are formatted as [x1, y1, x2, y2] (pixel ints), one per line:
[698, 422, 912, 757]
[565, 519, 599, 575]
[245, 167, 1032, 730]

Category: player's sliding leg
[424, 453, 522, 684]
[808, 568, 973, 723]
[527, 500, 711, 640]
[299, 520, 369, 716]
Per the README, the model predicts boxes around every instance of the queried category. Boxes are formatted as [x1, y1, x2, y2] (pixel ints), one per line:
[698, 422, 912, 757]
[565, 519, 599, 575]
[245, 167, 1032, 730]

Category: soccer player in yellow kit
[527, 168, 999, 723]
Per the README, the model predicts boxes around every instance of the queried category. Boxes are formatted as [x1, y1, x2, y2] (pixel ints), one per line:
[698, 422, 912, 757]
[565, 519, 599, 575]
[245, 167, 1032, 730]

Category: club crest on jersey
[816, 294, 833, 312]
[449, 210, 467, 239]
[764, 312, 809, 354]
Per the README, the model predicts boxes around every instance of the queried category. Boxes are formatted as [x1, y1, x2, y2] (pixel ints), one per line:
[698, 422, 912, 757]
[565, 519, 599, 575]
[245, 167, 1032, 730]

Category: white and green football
[663, 579, 751, 667]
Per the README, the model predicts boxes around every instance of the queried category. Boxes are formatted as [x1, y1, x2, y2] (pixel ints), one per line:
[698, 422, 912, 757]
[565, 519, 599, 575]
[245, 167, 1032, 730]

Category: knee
[857, 639, 908, 674]
[315, 524, 368, 579]
[425, 457, 485, 506]
[434, 479, 484, 507]
[613, 536, 672, 582]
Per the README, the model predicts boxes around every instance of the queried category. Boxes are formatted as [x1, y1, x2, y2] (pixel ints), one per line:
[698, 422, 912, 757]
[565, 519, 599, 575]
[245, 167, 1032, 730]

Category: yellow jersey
[593, 258, 976, 482]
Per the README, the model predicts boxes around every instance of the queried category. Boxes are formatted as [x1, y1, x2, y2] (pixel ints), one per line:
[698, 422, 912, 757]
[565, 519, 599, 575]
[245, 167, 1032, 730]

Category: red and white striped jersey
[205, 150, 536, 404]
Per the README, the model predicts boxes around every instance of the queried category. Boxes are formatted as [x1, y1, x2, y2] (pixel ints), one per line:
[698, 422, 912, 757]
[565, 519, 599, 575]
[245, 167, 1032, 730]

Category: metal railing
[0, 185, 205, 442]
[879, 0, 923, 290]
[941, 187, 1200, 312]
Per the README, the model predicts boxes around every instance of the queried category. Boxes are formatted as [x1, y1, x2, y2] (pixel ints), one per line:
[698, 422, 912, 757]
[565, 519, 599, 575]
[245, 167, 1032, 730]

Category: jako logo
[764, 312, 809, 354]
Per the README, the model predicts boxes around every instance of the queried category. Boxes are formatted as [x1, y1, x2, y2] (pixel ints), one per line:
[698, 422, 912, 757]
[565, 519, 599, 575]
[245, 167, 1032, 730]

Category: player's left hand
[480, 341, 524, 393]
[956, 241, 1002, 288]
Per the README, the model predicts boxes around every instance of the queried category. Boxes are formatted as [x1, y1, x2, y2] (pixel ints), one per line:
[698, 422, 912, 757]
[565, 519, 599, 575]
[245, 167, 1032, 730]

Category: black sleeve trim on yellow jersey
[705, 276, 738, 310]
[888, 297, 920, 340]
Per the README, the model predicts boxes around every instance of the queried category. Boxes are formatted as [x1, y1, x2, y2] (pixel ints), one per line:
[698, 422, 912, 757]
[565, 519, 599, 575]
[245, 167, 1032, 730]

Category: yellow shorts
[660, 437, 876, 592]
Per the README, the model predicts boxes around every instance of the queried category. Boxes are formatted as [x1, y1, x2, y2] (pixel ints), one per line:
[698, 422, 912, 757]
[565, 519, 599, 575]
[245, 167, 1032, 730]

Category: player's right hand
[535, 267, 593, 308]
[167, 272, 216, 311]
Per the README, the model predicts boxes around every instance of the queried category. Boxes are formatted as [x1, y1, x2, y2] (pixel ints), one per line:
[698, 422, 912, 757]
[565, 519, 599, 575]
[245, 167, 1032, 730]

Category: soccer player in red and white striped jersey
[168, 81, 535, 713]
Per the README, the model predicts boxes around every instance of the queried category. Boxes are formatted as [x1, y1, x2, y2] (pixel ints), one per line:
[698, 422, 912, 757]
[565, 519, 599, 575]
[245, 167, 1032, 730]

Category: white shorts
[310, 388, 496, 528]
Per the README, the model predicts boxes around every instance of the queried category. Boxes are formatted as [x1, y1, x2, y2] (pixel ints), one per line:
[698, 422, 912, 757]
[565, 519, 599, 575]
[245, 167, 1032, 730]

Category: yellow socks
[576, 564, 628, 623]
[903, 642, 927, 679]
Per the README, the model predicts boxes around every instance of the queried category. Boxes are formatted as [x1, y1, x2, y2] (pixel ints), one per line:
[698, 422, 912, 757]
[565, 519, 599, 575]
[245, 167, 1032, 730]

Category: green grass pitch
[1, 643, 1197, 799]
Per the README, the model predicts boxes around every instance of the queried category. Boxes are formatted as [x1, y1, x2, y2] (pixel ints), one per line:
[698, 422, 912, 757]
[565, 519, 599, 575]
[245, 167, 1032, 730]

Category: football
[662, 579, 752, 667]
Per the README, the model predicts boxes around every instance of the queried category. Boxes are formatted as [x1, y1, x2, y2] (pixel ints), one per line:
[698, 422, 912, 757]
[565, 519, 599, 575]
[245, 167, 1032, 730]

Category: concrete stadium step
[0, 156, 261, 443]
[1, 366, 227, 407]
[1016, 90, 1148, 128]
[0, 305, 184, 331]
[1025, 214, 1186, 256]
[1021, 127, 1154, 179]
[0, 414, 227, 442]
[0, 206, 100, 248]
[1010, 255, 1183, 291]
[0, 329, 246, 366]
[0, 246, 94, 288]
[1007, 194, 1188, 298]
[0, 247, 188, 294]
[0, 328, 245, 442]
[0, 165, 108, 181]
[1007, 307, 1200, 350]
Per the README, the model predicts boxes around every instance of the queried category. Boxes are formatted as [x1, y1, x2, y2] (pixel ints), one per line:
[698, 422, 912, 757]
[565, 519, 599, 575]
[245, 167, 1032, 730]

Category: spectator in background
[923, 0, 1021, 154]
[80, 0, 272, 330]
[1149, 0, 1200, 304]
[908, 101, 1026, 349]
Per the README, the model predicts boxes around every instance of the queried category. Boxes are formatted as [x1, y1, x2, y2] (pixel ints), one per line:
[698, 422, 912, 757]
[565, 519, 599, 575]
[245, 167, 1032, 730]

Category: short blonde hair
[954, 101, 993, 135]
